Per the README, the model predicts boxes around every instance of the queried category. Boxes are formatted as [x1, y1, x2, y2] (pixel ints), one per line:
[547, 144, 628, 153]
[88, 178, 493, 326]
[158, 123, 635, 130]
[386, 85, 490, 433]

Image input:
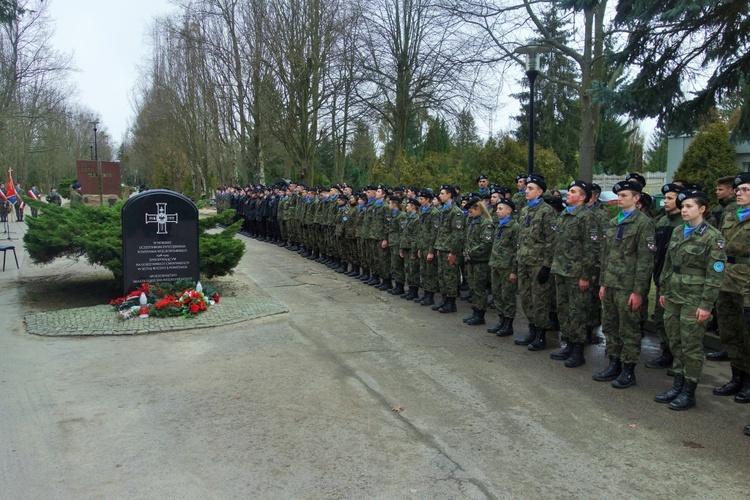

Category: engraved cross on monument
[145, 203, 178, 234]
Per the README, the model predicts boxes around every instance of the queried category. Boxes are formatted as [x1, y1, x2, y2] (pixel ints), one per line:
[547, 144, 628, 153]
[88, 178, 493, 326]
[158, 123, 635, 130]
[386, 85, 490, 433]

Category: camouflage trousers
[601, 287, 643, 364]
[490, 267, 517, 318]
[419, 251, 439, 293]
[518, 264, 553, 330]
[717, 291, 750, 373]
[389, 246, 405, 283]
[437, 251, 460, 298]
[664, 299, 707, 383]
[587, 274, 602, 328]
[467, 261, 491, 310]
[554, 274, 592, 343]
[372, 239, 389, 278]
[404, 248, 420, 288]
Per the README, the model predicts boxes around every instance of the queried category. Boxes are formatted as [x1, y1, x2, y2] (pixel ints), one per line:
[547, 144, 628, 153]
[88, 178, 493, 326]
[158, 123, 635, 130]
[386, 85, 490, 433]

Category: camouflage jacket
[720, 207, 750, 295]
[334, 203, 348, 237]
[464, 216, 495, 262]
[360, 200, 375, 239]
[489, 218, 519, 270]
[400, 212, 420, 250]
[551, 205, 597, 280]
[653, 210, 683, 284]
[386, 209, 406, 248]
[417, 206, 439, 253]
[600, 210, 655, 296]
[345, 204, 358, 238]
[433, 201, 465, 254]
[660, 221, 726, 310]
[516, 199, 556, 268]
[370, 199, 389, 240]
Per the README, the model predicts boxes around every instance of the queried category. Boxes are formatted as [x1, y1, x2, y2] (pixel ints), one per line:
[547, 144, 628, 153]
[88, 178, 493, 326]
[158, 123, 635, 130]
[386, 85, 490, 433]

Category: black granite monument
[121, 189, 200, 294]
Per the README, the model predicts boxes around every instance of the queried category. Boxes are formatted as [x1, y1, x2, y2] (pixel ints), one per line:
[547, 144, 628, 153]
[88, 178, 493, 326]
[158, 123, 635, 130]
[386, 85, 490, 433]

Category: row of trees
[1, 1, 747, 197]
[0, 1, 115, 191]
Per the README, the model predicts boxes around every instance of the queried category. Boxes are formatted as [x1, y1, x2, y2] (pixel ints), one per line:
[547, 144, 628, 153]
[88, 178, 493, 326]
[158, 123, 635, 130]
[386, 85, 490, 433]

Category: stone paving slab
[24, 296, 288, 336]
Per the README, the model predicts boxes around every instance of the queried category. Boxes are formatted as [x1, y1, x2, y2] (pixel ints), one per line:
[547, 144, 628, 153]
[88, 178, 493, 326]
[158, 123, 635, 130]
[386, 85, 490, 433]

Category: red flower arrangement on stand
[110, 281, 219, 320]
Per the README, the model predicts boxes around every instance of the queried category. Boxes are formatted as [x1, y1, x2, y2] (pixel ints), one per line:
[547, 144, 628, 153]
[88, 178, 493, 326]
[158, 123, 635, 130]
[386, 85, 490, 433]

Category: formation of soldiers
[216, 171, 750, 436]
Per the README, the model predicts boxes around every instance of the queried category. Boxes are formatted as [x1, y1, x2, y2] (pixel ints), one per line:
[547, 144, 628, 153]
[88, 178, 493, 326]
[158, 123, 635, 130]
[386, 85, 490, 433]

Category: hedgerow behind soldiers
[514, 174, 556, 350]
[713, 173, 750, 409]
[549, 180, 598, 368]
[487, 198, 519, 336]
[594, 180, 656, 389]
[655, 189, 726, 411]
[645, 183, 686, 370]
[430, 185, 465, 314]
[461, 197, 495, 326]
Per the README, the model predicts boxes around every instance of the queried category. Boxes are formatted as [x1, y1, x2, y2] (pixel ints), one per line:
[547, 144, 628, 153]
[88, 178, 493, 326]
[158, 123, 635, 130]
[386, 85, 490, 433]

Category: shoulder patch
[714, 262, 725, 273]
[717, 241, 725, 250]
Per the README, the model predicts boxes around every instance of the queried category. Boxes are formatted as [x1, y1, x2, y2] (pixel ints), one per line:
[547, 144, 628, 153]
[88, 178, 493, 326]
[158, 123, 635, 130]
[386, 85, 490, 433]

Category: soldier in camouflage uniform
[430, 186, 465, 313]
[333, 193, 349, 272]
[343, 194, 360, 276]
[713, 173, 750, 404]
[385, 196, 407, 295]
[416, 189, 439, 306]
[462, 197, 496, 325]
[400, 198, 422, 300]
[514, 174, 557, 350]
[594, 180, 656, 389]
[511, 174, 528, 214]
[549, 180, 598, 368]
[353, 193, 369, 278]
[585, 184, 610, 341]
[655, 189, 726, 410]
[645, 183, 686, 370]
[487, 198, 519, 336]
[369, 186, 390, 288]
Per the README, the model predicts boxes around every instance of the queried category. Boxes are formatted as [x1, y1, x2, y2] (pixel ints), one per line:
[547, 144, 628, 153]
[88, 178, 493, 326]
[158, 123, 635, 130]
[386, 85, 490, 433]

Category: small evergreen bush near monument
[23, 199, 245, 282]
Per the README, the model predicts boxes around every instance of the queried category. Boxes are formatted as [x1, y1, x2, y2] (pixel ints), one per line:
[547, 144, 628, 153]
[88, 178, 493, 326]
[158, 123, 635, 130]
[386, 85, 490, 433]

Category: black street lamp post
[90, 119, 102, 204]
[514, 45, 550, 176]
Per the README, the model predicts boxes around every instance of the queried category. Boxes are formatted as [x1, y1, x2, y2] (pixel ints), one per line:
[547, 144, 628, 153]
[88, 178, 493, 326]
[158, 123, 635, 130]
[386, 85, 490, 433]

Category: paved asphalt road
[1, 223, 749, 498]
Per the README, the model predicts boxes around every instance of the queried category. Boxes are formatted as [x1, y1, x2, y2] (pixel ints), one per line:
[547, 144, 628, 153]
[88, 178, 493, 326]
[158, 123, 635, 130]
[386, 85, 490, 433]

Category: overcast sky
[47, 0, 176, 144]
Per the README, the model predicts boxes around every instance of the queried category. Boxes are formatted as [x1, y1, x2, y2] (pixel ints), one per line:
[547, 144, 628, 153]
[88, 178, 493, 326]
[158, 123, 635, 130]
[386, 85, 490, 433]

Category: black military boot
[645, 345, 673, 369]
[420, 291, 435, 306]
[463, 308, 479, 324]
[432, 295, 446, 311]
[358, 269, 371, 281]
[734, 377, 750, 404]
[347, 265, 360, 277]
[336, 261, 348, 273]
[669, 380, 697, 411]
[654, 374, 685, 403]
[564, 343, 586, 368]
[612, 363, 637, 389]
[402, 286, 418, 300]
[467, 309, 486, 326]
[487, 315, 505, 334]
[497, 317, 514, 337]
[390, 282, 405, 295]
[414, 290, 427, 302]
[706, 348, 729, 361]
[593, 357, 622, 382]
[528, 329, 547, 351]
[514, 325, 537, 346]
[439, 296, 457, 313]
[713, 366, 745, 396]
[378, 278, 392, 291]
[367, 274, 381, 286]
[550, 341, 573, 361]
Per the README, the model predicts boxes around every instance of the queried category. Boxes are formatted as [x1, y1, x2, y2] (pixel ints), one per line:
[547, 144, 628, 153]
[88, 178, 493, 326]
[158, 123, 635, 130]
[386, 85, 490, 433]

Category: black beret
[590, 183, 602, 193]
[661, 183, 685, 195]
[365, 185, 377, 191]
[406, 197, 421, 207]
[733, 173, 750, 188]
[526, 175, 547, 192]
[477, 174, 488, 182]
[639, 192, 653, 208]
[479, 193, 490, 200]
[464, 196, 481, 209]
[497, 197, 516, 211]
[568, 180, 592, 202]
[676, 189, 709, 208]
[418, 189, 434, 199]
[612, 180, 643, 194]
[625, 172, 647, 187]
[681, 182, 703, 191]
[516, 174, 527, 182]
[440, 185, 457, 197]
[389, 195, 403, 203]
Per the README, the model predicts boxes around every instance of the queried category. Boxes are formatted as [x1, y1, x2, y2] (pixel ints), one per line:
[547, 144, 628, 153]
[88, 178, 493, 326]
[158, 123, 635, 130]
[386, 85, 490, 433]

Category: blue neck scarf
[617, 210, 634, 224]
[683, 223, 700, 239]
[738, 206, 750, 222]
[528, 198, 541, 208]
[497, 216, 510, 227]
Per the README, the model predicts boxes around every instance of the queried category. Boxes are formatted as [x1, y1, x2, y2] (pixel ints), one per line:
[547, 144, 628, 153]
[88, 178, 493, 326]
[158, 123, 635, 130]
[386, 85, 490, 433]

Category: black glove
[537, 266, 551, 285]
[745, 307, 750, 330]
